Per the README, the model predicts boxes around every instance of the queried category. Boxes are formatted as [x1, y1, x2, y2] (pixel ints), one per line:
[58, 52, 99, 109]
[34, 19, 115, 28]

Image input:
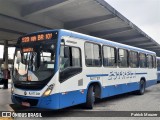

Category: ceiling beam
[121, 40, 151, 46]
[0, 14, 51, 30]
[64, 14, 115, 29]
[90, 27, 132, 37]
[0, 40, 16, 45]
[149, 48, 160, 51]
[136, 44, 157, 48]
[123, 39, 148, 44]
[121, 37, 147, 43]
[143, 46, 160, 49]
[136, 42, 156, 46]
[21, 0, 69, 17]
[106, 35, 144, 42]
[0, 28, 25, 35]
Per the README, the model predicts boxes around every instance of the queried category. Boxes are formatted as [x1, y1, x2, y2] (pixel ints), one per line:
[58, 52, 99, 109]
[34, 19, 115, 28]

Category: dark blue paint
[136, 73, 147, 75]
[86, 74, 108, 77]
[157, 73, 160, 82]
[146, 80, 157, 87]
[59, 90, 87, 109]
[101, 82, 139, 98]
[157, 70, 160, 82]
[12, 93, 60, 109]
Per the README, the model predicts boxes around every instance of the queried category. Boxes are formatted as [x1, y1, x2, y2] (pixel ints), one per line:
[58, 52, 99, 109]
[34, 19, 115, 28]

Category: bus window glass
[130, 51, 138, 68]
[118, 49, 128, 67]
[60, 46, 70, 70]
[85, 43, 94, 66]
[85, 43, 101, 66]
[139, 53, 147, 68]
[147, 55, 153, 68]
[157, 58, 160, 70]
[13, 43, 55, 82]
[93, 44, 101, 66]
[72, 47, 81, 67]
[60, 46, 81, 71]
[103, 46, 116, 67]
[153, 56, 156, 68]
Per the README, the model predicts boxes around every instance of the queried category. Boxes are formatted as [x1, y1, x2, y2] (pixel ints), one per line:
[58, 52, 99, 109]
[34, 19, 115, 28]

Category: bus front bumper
[11, 93, 60, 110]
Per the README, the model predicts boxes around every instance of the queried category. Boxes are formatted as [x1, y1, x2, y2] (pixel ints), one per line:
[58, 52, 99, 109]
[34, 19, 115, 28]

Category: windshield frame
[12, 32, 59, 90]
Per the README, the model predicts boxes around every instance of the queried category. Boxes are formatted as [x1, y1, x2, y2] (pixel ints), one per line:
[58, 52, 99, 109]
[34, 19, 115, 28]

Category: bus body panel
[12, 29, 157, 110]
[157, 57, 160, 82]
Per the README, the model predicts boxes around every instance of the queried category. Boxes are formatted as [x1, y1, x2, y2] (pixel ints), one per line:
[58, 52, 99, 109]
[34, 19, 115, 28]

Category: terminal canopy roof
[0, 0, 160, 55]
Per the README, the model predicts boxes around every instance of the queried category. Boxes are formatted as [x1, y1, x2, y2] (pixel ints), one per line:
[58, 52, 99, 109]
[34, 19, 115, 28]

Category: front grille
[14, 83, 44, 90]
[15, 96, 39, 106]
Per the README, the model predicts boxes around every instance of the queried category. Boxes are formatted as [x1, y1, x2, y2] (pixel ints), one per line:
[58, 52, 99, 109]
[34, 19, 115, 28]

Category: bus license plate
[22, 102, 30, 107]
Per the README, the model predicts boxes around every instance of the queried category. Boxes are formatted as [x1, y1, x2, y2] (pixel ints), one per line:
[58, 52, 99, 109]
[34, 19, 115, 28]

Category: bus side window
[147, 55, 153, 68]
[60, 46, 70, 70]
[139, 53, 147, 68]
[118, 48, 129, 68]
[85, 42, 101, 67]
[153, 56, 156, 68]
[60, 46, 82, 82]
[129, 51, 139, 68]
[103, 45, 116, 67]
[157, 58, 160, 70]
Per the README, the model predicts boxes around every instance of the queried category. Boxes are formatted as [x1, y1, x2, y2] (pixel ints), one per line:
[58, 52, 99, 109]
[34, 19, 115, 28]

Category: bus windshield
[13, 42, 55, 82]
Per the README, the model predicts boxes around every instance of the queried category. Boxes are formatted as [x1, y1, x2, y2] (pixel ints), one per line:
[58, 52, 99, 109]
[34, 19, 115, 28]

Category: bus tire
[85, 85, 95, 109]
[137, 80, 146, 95]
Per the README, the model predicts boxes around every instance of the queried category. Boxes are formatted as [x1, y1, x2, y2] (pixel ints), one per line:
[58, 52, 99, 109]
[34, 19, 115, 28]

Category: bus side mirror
[64, 47, 70, 58]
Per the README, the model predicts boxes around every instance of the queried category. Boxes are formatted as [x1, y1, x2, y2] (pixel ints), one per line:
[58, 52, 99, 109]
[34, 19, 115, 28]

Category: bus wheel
[85, 85, 95, 109]
[137, 80, 146, 95]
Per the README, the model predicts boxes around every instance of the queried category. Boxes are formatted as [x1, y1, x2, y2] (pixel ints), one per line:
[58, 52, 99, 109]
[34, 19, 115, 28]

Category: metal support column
[3, 40, 8, 69]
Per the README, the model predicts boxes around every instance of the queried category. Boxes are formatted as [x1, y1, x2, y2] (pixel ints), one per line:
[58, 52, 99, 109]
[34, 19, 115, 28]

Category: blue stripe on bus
[86, 73, 147, 77]
[136, 73, 147, 75]
[86, 74, 109, 77]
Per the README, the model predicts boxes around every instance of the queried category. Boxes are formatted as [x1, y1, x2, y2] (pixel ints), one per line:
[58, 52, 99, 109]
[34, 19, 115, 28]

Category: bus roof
[59, 29, 155, 55]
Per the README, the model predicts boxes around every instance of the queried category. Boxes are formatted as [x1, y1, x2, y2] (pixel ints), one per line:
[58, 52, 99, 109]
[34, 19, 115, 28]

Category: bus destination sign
[22, 48, 33, 53]
[21, 32, 58, 43]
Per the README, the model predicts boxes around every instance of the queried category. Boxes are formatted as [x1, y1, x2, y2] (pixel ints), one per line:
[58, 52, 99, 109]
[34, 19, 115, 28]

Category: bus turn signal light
[42, 84, 54, 96]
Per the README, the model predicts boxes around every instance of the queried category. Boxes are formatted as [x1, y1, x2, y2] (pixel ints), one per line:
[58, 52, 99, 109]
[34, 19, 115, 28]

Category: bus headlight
[42, 84, 54, 96]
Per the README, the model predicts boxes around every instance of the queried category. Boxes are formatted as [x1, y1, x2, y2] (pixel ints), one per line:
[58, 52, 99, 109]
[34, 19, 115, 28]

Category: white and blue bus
[11, 29, 157, 109]
[157, 57, 160, 82]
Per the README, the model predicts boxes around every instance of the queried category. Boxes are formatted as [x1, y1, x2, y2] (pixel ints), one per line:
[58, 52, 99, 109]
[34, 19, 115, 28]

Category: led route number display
[21, 33, 55, 43]
[22, 48, 33, 53]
